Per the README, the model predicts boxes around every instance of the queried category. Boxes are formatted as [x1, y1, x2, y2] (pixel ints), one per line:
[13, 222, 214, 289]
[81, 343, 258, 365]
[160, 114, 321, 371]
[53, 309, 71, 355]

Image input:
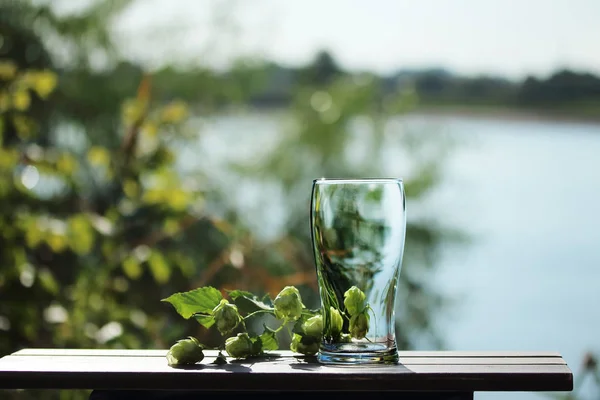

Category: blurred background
[0, 0, 599, 399]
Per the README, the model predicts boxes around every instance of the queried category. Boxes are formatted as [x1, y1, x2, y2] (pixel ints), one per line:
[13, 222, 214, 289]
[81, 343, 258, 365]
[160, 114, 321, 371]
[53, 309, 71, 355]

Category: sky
[112, 0, 600, 80]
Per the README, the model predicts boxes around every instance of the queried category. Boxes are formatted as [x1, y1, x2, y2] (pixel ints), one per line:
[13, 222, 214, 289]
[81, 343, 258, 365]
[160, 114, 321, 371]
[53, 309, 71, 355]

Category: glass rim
[313, 177, 403, 184]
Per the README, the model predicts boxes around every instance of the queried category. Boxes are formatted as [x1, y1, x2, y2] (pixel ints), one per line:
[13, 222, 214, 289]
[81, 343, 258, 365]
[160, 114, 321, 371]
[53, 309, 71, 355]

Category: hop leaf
[227, 290, 273, 313]
[162, 286, 223, 319]
[258, 325, 279, 351]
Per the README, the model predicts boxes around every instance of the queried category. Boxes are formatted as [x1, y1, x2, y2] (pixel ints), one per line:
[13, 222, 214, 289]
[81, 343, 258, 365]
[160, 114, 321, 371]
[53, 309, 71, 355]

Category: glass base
[318, 342, 399, 365]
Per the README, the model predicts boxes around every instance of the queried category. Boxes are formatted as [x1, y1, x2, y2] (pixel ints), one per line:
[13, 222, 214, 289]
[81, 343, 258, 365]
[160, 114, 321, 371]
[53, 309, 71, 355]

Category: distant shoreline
[409, 105, 600, 125]
[222, 104, 600, 126]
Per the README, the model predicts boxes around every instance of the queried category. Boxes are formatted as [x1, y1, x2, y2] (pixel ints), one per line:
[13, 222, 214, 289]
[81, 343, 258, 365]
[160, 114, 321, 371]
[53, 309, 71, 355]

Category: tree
[298, 50, 343, 86]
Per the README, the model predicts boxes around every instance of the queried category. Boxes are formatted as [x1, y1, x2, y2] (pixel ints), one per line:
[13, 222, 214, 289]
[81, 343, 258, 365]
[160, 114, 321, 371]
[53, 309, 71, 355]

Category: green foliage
[227, 290, 273, 310]
[162, 285, 377, 364]
[162, 287, 223, 319]
[0, 0, 467, 398]
[162, 285, 321, 362]
[0, 6, 232, 385]
[258, 326, 279, 351]
[0, 55, 202, 361]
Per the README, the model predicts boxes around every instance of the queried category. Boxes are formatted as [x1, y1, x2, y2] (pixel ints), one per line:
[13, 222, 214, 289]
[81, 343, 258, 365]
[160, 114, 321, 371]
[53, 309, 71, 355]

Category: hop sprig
[162, 284, 373, 366]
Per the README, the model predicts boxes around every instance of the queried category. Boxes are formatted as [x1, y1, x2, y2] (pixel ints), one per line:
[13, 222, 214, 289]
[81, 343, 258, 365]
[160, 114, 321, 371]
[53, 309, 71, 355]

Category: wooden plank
[13, 349, 169, 357]
[3, 354, 567, 366]
[0, 354, 574, 373]
[1, 355, 568, 366]
[11, 349, 564, 358]
[8, 349, 567, 365]
[0, 352, 573, 392]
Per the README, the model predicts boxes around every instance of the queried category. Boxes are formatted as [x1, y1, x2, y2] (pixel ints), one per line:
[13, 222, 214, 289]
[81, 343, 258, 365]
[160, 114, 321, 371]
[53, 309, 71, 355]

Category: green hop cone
[303, 315, 323, 338]
[225, 333, 254, 359]
[273, 286, 304, 321]
[349, 311, 370, 339]
[212, 299, 241, 335]
[166, 336, 204, 366]
[329, 307, 343, 337]
[343, 286, 367, 316]
[290, 333, 319, 356]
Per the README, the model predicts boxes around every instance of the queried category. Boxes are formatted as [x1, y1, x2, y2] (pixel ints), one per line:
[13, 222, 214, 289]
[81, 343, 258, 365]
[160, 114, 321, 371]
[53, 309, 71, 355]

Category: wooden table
[0, 349, 573, 399]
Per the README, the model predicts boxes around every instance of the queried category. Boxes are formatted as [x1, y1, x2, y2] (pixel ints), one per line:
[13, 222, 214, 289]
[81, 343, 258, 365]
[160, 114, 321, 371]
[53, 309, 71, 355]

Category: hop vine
[162, 285, 370, 366]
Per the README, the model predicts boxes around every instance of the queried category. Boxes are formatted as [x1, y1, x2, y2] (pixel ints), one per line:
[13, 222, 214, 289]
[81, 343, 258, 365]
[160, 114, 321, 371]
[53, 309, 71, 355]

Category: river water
[422, 115, 600, 400]
[179, 112, 600, 399]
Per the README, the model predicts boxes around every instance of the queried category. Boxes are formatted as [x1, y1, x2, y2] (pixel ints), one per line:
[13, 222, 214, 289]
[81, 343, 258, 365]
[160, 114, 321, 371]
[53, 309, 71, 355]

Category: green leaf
[123, 257, 142, 280]
[87, 146, 111, 167]
[228, 290, 273, 313]
[227, 289, 253, 299]
[38, 268, 59, 295]
[259, 325, 279, 351]
[162, 287, 223, 319]
[148, 251, 171, 284]
[67, 214, 94, 255]
[194, 314, 216, 329]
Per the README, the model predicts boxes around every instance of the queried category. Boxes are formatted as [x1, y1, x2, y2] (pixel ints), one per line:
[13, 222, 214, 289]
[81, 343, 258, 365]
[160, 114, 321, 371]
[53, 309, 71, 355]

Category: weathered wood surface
[0, 349, 573, 392]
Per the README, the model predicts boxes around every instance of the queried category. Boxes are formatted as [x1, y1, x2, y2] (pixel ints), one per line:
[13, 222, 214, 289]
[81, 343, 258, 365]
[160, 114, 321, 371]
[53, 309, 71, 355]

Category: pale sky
[113, 0, 600, 80]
